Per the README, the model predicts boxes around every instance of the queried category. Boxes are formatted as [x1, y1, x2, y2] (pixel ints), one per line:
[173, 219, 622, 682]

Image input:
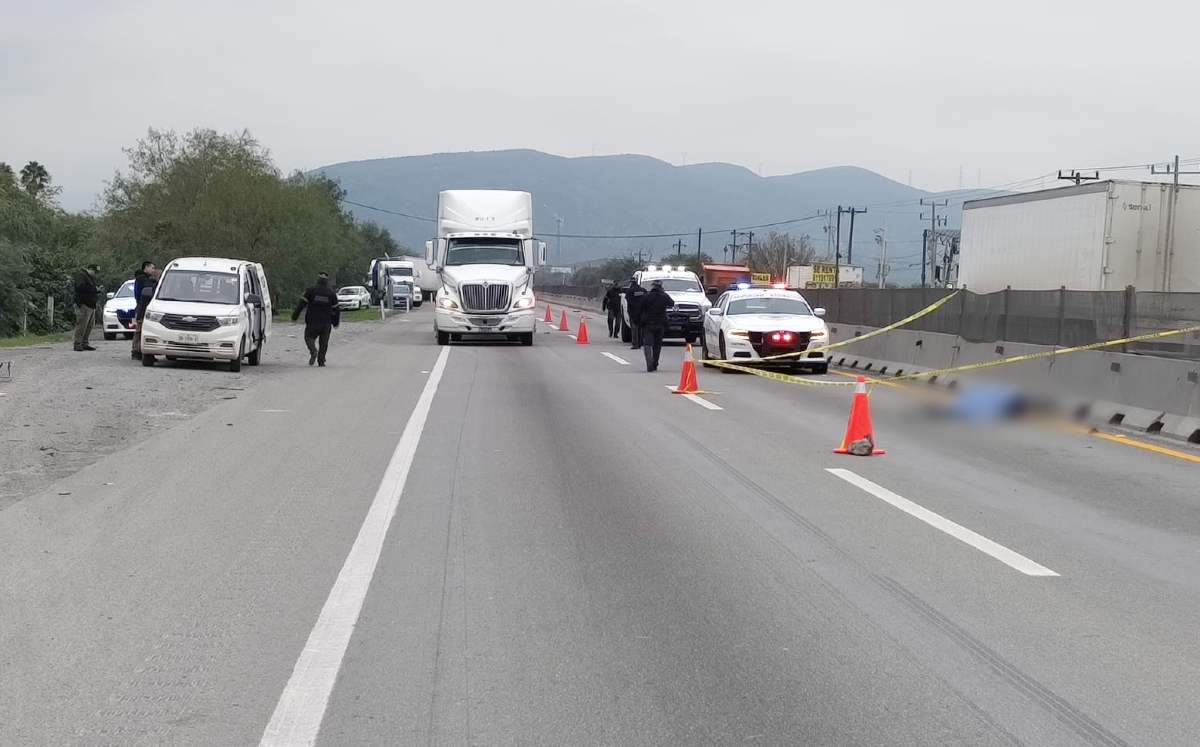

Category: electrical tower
[919, 198, 949, 288]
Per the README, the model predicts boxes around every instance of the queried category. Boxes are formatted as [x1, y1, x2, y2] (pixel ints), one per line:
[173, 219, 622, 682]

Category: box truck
[425, 190, 546, 345]
[959, 180, 1200, 292]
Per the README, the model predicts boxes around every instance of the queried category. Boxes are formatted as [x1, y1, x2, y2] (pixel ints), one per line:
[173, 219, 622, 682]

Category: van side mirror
[245, 293, 263, 308]
[813, 307, 826, 317]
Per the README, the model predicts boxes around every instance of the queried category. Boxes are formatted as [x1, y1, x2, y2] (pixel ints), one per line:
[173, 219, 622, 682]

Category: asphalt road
[2, 305, 1199, 745]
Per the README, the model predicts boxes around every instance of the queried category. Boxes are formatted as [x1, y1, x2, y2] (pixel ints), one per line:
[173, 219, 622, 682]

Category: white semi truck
[368, 257, 423, 307]
[426, 190, 546, 345]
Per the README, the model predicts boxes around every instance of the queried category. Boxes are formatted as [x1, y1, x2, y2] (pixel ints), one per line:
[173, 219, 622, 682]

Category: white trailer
[959, 180, 1200, 292]
[425, 190, 546, 345]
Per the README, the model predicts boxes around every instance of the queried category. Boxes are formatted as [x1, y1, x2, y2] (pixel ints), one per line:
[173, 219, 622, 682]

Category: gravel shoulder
[0, 319, 382, 509]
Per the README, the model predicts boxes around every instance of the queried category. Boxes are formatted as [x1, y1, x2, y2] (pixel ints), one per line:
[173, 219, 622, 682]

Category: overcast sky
[4, 0, 1199, 211]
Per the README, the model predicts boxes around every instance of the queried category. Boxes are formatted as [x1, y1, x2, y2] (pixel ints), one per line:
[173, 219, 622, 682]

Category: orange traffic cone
[544, 304, 554, 323]
[673, 344, 701, 394]
[576, 317, 590, 344]
[834, 376, 885, 456]
[558, 310, 570, 331]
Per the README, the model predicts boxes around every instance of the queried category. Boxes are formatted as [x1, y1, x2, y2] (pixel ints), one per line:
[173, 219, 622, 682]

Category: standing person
[602, 281, 623, 338]
[130, 261, 159, 360]
[72, 264, 100, 351]
[624, 277, 646, 350]
[291, 272, 341, 367]
[638, 279, 675, 372]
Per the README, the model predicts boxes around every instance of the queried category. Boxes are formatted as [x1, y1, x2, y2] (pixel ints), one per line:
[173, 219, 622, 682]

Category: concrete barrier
[827, 323, 1200, 443]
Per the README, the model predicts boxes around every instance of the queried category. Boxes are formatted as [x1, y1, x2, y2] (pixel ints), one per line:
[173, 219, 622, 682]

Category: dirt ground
[0, 319, 381, 509]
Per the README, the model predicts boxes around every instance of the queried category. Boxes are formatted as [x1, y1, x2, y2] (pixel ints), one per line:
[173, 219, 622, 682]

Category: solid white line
[664, 385, 723, 411]
[825, 468, 1059, 577]
[260, 346, 451, 746]
[567, 334, 577, 340]
[602, 352, 630, 365]
[256, 409, 292, 413]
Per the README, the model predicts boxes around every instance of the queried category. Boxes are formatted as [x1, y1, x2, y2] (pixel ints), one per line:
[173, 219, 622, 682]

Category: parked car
[139, 257, 272, 372]
[102, 279, 137, 340]
[337, 285, 371, 310]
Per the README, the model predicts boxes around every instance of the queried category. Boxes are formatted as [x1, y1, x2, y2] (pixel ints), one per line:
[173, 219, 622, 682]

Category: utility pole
[843, 206, 866, 265]
[919, 198, 949, 288]
[553, 215, 564, 265]
[746, 230, 754, 269]
[671, 238, 687, 256]
[921, 229, 928, 288]
[1056, 169, 1100, 186]
[874, 228, 888, 289]
[834, 206, 843, 286]
[1150, 155, 1200, 291]
[696, 227, 702, 268]
[817, 209, 835, 258]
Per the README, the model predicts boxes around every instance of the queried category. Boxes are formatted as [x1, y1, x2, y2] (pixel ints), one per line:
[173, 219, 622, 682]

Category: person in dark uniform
[624, 277, 647, 349]
[602, 281, 623, 338]
[131, 260, 159, 360]
[638, 279, 675, 372]
[72, 264, 100, 351]
[291, 272, 341, 366]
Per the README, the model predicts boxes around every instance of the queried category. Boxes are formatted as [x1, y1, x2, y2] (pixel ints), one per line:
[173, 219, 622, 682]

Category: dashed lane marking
[665, 385, 722, 411]
[826, 468, 1059, 577]
[602, 352, 630, 366]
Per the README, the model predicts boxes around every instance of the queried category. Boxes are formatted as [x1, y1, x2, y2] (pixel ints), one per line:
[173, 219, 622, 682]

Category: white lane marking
[256, 409, 291, 413]
[261, 347, 451, 746]
[664, 385, 723, 411]
[567, 334, 577, 340]
[602, 352, 630, 365]
[825, 468, 1059, 577]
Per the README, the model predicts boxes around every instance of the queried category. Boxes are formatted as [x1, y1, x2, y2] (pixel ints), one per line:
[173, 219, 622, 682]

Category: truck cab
[620, 265, 711, 343]
[426, 190, 546, 346]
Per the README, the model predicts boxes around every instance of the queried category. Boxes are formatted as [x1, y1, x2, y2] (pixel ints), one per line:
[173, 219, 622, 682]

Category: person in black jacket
[72, 264, 100, 351]
[624, 278, 647, 349]
[291, 272, 341, 366]
[601, 282, 623, 338]
[638, 280, 675, 371]
[130, 261, 159, 360]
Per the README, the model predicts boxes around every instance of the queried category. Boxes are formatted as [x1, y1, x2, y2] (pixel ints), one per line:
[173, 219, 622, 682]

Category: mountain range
[313, 149, 988, 285]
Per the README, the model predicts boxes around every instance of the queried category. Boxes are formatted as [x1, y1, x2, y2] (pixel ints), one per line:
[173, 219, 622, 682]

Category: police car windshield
[446, 237, 524, 266]
[114, 282, 135, 298]
[156, 270, 240, 305]
[727, 297, 813, 316]
[338, 287, 361, 294]
[650, 278, 702, 292]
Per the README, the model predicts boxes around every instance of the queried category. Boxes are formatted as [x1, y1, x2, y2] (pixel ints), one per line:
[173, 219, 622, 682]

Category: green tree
[19, 161, 54, 199]
[0, 162, 14, 189]
[748, 232, 816, 278]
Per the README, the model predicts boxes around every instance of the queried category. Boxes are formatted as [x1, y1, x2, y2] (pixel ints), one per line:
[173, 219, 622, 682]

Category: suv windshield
[446, 237, 524, 266]
[648, 278, 702, 293]
[156, 270, 240, 305]
[727, 297, 813, 316]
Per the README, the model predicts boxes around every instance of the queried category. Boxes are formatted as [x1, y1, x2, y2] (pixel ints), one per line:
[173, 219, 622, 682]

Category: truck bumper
[435, 308, 536, 335]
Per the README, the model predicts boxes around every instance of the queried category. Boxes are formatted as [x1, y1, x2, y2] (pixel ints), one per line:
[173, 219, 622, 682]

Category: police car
[700, 285, 830, 373]
[620, 265, 711, 343]
[101, 279, 137, 340]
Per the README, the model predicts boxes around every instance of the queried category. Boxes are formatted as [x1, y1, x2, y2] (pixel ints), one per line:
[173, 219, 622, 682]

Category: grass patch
[0, 332, 69, 348]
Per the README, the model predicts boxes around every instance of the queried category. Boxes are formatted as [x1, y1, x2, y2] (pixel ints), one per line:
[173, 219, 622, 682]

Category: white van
[139, 257, 272, 372]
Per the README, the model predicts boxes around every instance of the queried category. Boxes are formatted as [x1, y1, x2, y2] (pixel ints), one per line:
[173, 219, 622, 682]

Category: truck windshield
[387, 268, 413, 276]
[156, 270, 241, 305]
[446, 237, 524, 266]
[652, 278, 702, 293]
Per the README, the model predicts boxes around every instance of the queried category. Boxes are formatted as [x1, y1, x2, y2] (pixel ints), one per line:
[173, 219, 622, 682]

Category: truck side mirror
[538, 241, 547, 266]
[425, 240, 435, 267]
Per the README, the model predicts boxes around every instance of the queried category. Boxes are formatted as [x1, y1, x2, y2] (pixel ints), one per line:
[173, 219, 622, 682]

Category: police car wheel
[718, 335, 734, 374]
[104, 333, 116, 341]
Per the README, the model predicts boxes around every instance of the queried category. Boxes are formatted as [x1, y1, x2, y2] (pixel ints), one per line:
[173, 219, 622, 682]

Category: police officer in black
[624, 277, 647, 349]
[291, 272, 341, 366]
[601, 281, 623, 338]
[638, 279, 675, 372]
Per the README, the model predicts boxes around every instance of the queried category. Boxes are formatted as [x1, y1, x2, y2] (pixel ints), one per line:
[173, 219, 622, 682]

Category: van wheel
[436, 329, 450, 345]
[229, 339, 243, 372]
[248, 341, 262, 366]
[141, 354, 155, 367]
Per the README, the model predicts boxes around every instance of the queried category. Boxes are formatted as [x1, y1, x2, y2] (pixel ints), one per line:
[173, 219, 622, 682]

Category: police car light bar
[661, 264, 672, 272]
[737, 282, 751, 290]
[646, 265, 657, 272]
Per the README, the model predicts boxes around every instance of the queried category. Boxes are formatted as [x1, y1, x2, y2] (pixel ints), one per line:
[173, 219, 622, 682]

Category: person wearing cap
[602, 281, 623, 338]
[291, 272, 341, 366]
[637, 279, 675, 372]
[72, 263, 101, 351]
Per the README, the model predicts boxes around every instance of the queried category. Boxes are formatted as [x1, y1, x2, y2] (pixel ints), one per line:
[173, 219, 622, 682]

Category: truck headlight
[512, 295, 535, 310]
[438, 295, 460, 311]
[218, 315, 240, 326]
[145, 310, 164, 322]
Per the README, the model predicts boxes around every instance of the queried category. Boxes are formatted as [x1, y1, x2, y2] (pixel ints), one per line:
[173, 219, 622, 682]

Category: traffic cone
[544, 304, 554, 323]
[576, 317, 590, 344]
[673, 344, 701, 394]
[834, 376, 886, 456]
[558, 310, 570, 332]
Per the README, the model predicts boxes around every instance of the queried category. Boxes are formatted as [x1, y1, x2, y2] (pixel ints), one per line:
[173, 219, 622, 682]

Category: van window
[157, 270, 241, 305]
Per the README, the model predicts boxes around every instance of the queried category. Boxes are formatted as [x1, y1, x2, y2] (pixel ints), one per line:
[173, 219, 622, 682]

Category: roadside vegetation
[0, 128, 404, 339]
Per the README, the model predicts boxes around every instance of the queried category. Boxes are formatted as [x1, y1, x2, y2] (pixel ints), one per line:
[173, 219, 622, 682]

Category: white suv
[139, 257, 273, 372]
[620, 265, 711, 343]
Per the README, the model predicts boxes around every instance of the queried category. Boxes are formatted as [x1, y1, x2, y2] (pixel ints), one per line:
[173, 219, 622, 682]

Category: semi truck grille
[161, 314, 220, 332]
[460, 283, 511, 313]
